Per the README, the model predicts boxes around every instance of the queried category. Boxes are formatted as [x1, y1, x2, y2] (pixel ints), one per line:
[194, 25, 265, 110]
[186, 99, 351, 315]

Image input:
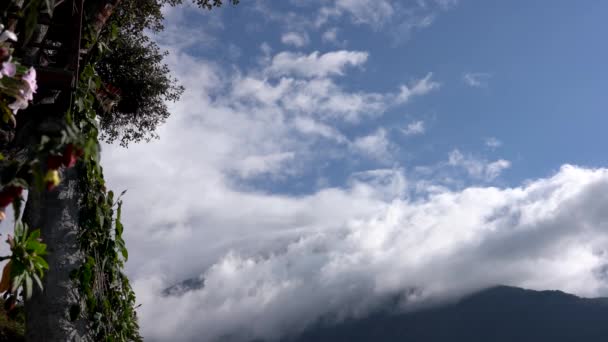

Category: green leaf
[32, 273, 43, 292]
[11, 273, 24, 294]
[1, 110, 12, 125]
[28, 229, 41, 241]
[115, 237, 128, 261]
[26, 240, 42, 252]
[24, 274, 32, 299]
[108, 190, 114, 203]
[0, 101, 13, 124]
[34, 256, 49, 270]
[14, 221, 24, 240]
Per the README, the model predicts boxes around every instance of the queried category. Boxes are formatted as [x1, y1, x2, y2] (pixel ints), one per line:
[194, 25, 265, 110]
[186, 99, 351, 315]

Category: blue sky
[160, 0, 608, 194]
[98, 1, 608, 341]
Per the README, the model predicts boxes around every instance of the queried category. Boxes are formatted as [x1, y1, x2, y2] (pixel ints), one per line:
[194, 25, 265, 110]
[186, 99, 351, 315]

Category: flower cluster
[44, 143, 84, 190]
[0, 24, 37, 123]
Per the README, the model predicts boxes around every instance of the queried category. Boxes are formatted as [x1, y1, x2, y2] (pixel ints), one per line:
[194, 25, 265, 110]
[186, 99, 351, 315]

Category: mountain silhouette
[277, 286, 608, 342]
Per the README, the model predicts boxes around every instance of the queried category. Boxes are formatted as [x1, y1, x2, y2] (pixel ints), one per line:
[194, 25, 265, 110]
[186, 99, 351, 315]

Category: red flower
[0, 186, 23, 208]
[8, 186, 22, 198]
[62, 144, 78, 168]
[0, 193, 11, 208]
[46, 155, 63, 170]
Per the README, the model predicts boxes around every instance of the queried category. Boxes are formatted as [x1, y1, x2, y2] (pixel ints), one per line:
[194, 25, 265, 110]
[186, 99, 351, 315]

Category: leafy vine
[69, 60, 141, 340]
[59, 15, 140, 339]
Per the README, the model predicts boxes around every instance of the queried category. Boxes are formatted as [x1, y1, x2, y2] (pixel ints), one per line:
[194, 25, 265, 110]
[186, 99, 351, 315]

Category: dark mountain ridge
[275, 286, 608, 342]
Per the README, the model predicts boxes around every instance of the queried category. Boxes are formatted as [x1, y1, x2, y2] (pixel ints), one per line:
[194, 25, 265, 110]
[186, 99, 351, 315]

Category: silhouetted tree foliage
[95, 0, 239, 146]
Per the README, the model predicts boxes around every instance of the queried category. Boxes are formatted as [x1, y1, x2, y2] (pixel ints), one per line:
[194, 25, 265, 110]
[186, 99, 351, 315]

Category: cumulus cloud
[402, 120, 426, 136]
[281, 32, 310, 47]
[122, 164, 608, 342]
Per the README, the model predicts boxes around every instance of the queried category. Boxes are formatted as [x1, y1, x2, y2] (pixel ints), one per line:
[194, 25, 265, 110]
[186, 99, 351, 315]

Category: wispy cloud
[485, 137, 503, 149]
[402, 120, 426, 136]
[265, 50, 368, 78]
[333, 0, 395, 28]
[292, 116, 347, 143]
[448, 149, 511, 181]
[281, 31, 310, 47]
[234, 152, 295, 179]
[254, 0, 458, 44]
[396, 73, 441, 104]
[352, 128, 393, 162]
[321, 27, 340, 44]
[463, 72, 492, 88]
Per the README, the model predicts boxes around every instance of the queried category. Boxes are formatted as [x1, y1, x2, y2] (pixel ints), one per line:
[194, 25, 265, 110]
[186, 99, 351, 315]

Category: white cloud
[255, 0, 457, 45]
[281, 31, 310, 47]
[349, 168, 407, 199]
[266, 50, 368, 78]
[485, 159, 511, 181]
[101, 42, 606, 341]
[116, 159, 608, 341]
[234, 152, 296, 179]
[396, 73, 440, 104]
[420, 0, 459, 10]
[313, 0, 457, 44]
[95, 6, 592, 342]
[335, 0, 395, 28]
[402, 120, 426, 136]
[292, 116, 347, 143]
[228, 49, 429, 123]
[448, 149, 511, 181]
[463, 72, 492, 87]
[352, 128, 393, 162]
[321, 27, 339, 44]
[485, 137, 503, 149]
[231, 75, 389, 123]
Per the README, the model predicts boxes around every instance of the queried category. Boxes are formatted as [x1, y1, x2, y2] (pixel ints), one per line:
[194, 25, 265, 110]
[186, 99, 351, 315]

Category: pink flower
[22, 67, 36, 93]
[8, 97, 28, 114]
[0, 61, 16, 78]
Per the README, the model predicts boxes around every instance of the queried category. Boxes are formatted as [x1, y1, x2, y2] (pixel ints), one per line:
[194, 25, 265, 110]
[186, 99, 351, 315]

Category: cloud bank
[122, 164, 608, 342]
